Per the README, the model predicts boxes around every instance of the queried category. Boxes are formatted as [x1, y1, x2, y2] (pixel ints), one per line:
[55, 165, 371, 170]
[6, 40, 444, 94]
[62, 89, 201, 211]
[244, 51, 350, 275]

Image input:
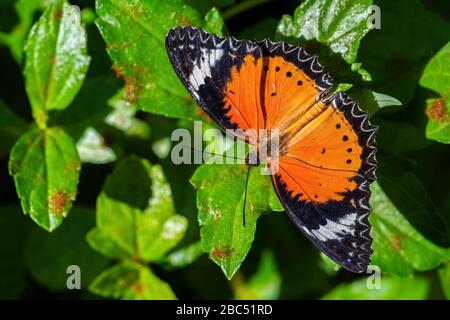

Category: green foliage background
[0, 0, 449, 300]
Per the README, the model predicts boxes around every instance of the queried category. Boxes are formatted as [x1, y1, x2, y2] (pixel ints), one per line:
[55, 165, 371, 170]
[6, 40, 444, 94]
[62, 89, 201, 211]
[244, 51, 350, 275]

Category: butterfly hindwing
[271, 92, 377, 272]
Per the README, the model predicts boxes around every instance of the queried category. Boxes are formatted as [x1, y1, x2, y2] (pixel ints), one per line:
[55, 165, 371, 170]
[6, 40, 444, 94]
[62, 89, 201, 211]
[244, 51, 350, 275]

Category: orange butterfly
[165, 26, 377, 273]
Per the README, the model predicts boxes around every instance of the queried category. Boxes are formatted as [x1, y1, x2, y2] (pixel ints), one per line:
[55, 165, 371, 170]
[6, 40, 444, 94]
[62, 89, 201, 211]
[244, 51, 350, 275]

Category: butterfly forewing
[166, 26, 262, 142]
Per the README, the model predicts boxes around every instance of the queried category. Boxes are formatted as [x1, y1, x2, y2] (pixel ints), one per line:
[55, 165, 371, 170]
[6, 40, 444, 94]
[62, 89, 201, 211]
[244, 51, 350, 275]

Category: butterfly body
[166, 26, 377, 273]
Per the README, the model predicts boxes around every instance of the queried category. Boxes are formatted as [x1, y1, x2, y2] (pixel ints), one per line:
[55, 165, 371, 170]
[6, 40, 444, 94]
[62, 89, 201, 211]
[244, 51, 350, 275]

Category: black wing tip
[166, 26, 252, 53]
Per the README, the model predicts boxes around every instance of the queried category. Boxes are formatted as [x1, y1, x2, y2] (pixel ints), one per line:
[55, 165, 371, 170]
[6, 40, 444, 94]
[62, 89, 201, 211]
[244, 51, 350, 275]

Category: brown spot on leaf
[53, 7, 63, 21]
[182, 94, 194, 104]
[107, 43, 119, 52]
[66, 159, 80, 172]
[249, 201, 254, 212]
[389, 233, 402, 252]
[111, 64, 141, 104]
[178, 16, 193, 26]
[212, 247, 234, 260]
[132, 283, 143, 296]
[119, 273, 138, 290]
[50, 191, 69, 216]
[213, 211, 221, 220]
[131, 6, 144, 18]
[426, 98, 449, 122]
[100, 133, 114, 147]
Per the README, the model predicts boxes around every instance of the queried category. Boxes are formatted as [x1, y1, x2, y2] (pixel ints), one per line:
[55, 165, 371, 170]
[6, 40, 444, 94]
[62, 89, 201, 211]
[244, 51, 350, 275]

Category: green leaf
[95, 0, 203, 120]
[203, 7, 225, 35]
[76, 127, 117, 164]
[334, 83, 353, 93]
[322, 275, 430, 300]
[233, 250, 281, 300]
[358, 0, 450, 104]
[24, 1, 90, 127]
[158, 241, 203, 270]
[438, 263, 450, 299]
[377, 162, 449, 248]
[277, 0, 372, 63]
[93, 155, 187, 262]
[80, 7, 96, 25]
[420, 41, 450, 97]
[152, 137, 172, 159]
[137, 213, 188, 262]
[319, 252, 341, 275]
[25, 207, 109, 291]
[9, 126, 81, 231]
[105, 91, 151, 140]
[191, 164, 282, 280]
[89, 260, 176, 300]
[86, 227, 131, 260]
[425, 108, 450, 144]
[95, 156, 155, 256]
[276, 0, 373, 81]
[0, 206, 29, 299]
[348, 89, 402, 115]
[419, 42, 450, 144]
[0, 99, 28, 157]
[95, 198, 139, 257]
[370, 182, 450, 276]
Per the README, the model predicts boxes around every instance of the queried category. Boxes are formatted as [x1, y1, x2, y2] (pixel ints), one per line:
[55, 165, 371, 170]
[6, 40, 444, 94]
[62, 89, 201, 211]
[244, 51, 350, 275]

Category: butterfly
[165, 26, 378, 273]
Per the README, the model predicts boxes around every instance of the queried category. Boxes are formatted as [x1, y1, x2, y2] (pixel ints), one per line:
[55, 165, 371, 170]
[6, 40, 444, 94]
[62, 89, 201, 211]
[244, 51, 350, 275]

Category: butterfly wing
[166, 26, 263, 142]
[166, 27, 378, 272]
[271, 92, 377, 273]
[166, 27, 333, 143]
[255, 39, 334, 132]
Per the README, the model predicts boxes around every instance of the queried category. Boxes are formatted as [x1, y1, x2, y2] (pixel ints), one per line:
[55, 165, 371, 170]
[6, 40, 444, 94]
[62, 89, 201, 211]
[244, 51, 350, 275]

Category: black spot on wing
[322, 92, 378, 181]
[257, 39, 334, 91]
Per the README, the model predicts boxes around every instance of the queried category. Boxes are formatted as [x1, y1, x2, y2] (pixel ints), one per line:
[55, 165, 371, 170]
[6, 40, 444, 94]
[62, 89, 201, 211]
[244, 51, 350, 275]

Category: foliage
[419, 41, 450, 143]
[0, 0, 449, 300]
[232, 250, 281, 300]
[191, 164, 282, 279]
[322, 275, 430, 300]
[87, 155, 190, 299]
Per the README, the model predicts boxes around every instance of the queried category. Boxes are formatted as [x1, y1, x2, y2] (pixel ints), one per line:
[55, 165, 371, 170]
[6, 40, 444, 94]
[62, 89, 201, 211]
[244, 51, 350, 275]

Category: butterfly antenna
[175, 143, 246, 162]
[242, 163, 252, 227]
